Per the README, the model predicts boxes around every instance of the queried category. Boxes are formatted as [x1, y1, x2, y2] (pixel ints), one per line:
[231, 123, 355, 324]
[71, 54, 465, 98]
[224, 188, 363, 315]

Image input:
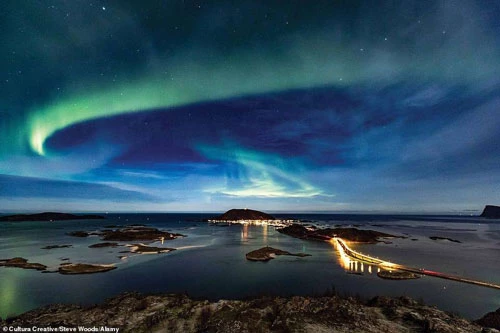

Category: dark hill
[476, 307, 500, 330]
[0, 212, 105, 222]
[480, 205, 500, 218]
[213, 209, 275, 221]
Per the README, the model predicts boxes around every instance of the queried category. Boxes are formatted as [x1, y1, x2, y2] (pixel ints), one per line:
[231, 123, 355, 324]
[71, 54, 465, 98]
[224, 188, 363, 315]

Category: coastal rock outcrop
[476, 307, 500, 330]
[0, 293, 484, 333]
[0, 212, 104, 222]
[246, 246, 310, 261]
[0, 257, 47, 271]
[58, 263, 117, 274]
[212, 209, 275, 221]
[278, 224, 398, 243]
[128, 244, 175, 254]
[377, 270, 420, 280]
[429, 236, 461, 243]
[67, 231, 90, 237]
[41, 244, 73, 249]
[480, 205, 500, 218]
[100, 226, 183, 241]
[88, 242, 119, 248]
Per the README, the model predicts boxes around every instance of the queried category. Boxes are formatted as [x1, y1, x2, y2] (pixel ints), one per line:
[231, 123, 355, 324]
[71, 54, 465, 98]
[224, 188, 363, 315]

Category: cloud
[402, 98, 500, 169]
[0, 143, 123, 179]
[0, 174, 159, 202]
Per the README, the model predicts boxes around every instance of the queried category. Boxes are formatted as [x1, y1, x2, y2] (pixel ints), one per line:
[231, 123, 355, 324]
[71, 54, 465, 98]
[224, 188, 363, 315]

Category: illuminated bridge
[333, 237, 500, 290]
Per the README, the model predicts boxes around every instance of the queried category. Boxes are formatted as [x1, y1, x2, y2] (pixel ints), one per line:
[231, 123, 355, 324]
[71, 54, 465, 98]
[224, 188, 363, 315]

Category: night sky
[1, 1, 500, 213]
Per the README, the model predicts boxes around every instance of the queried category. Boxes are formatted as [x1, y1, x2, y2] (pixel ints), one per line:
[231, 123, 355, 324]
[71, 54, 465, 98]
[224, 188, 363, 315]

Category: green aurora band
[28, 45, 360, 156]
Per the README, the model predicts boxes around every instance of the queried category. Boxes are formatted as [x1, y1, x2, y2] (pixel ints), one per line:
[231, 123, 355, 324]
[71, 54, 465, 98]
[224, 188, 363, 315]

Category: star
[0, 0, 499, 214]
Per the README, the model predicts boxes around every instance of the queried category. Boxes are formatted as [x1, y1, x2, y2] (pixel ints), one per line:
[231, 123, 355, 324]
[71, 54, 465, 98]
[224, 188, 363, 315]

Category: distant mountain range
[0, 212, 104, 222]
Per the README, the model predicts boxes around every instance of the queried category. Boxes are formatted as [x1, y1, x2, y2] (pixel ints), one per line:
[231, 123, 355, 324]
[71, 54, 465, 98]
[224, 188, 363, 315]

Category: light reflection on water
[0, 273, 17, 317]
[0, 214, 499, 320]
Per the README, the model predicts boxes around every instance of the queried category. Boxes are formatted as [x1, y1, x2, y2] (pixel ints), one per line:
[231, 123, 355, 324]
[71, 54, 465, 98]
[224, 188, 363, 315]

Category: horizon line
[0, 209, 483, 216]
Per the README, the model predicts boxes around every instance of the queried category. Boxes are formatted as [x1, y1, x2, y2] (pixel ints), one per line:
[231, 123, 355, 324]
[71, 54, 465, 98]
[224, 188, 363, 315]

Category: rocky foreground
[2, 293, 498, 333]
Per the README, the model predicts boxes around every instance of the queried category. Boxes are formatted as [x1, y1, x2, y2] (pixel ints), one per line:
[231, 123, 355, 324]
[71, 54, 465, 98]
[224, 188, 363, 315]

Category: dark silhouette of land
[0, 257, 46, 271]
[480, 205, 500, 218]
[476, 308, 500, 330]
[88, 242, 119, 248]
[0, 212, 104, 222]
[245, 246, 310, 261]
[377, 270, 420, 280]
[41, 244, 72, 249]
[58, 263, 116, 275]
[100, 226, 184, 241]
[213, 209, 275, 221]
[429, 236, 461, 243]
[278, 224, 398, 243]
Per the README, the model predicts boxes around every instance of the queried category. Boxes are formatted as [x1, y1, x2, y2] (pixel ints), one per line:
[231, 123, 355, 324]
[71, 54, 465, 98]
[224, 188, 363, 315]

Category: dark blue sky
[1, 1, 499, 212]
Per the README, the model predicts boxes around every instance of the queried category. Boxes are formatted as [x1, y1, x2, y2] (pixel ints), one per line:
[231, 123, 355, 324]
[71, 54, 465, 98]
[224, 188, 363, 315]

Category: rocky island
[66, 226, 184, 242]
[100, 226, 183, 241]
[2, 292, 495, 332]
[0, 257, 47, 271]
[41, 244, 72, 249]
[128, 244, 175, 254]
[0, 212, 105, 222]
[0, 257, 119, 275]
[278, 224, 398, 243]
[211, 208, 275, 221]
[429, 236, 461, 243]
[67, 231, 91, 237]
[480, 205, 500, 218]
[377, 270, 420, 280]
[58, 263, 117, 274]
[246, 246, 310, 261]
[2, 226, 182, 275]
[88, 242, 119, 248]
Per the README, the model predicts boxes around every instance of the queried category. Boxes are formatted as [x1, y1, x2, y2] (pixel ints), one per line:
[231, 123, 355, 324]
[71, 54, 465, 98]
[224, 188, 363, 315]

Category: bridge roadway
[334, 237, 500, 290]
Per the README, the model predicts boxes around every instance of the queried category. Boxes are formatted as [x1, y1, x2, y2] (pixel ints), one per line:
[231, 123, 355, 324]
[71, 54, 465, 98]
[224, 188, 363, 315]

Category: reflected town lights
[241, 224, 249, 240]
[208, 219, 294, 227]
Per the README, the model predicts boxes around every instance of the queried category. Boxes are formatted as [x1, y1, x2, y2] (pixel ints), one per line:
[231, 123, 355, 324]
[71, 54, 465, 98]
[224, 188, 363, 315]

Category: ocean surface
[1, 213, 499, 320]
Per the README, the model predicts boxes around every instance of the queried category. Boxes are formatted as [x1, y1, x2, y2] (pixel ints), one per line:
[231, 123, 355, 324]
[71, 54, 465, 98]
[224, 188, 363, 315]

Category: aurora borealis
[1, 1, 500, 212]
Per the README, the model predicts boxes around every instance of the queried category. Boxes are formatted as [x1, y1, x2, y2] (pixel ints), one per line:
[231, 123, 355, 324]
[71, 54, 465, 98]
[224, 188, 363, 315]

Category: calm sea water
[0, 213, 499, 320]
